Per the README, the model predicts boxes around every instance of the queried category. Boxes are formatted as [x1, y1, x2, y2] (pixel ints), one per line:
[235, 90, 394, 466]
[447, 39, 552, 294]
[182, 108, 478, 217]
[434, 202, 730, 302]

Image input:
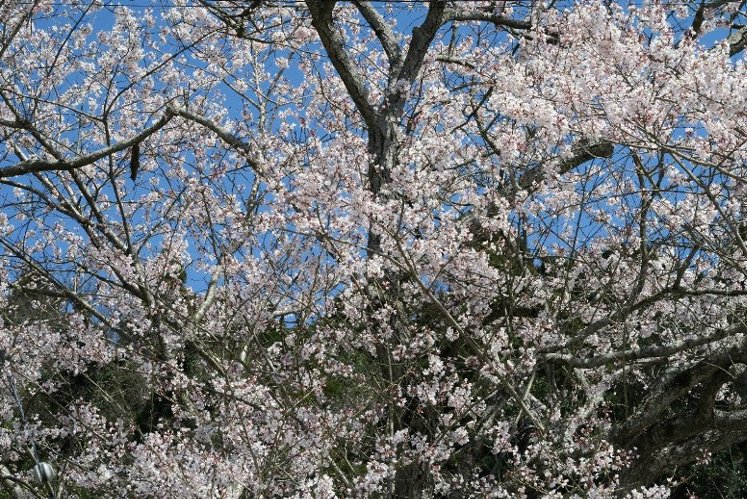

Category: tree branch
[388, 1, 447, 115]
[545, 322, 747, 369]
[612, 341, 747, 446]
[445, 8, 531, 30]
[0, 111, 174, 178]
[352, 0, 403, 70]
[306, 0, 378, 129]
[728, 24, 747, 56]
[166, 105, 264, 173]
[517, 140, 614, 190]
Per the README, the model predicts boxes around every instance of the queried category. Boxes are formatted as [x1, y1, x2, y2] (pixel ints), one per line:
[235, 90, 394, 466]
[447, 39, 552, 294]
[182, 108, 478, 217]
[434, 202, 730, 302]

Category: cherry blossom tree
[1, 0, 747, 496]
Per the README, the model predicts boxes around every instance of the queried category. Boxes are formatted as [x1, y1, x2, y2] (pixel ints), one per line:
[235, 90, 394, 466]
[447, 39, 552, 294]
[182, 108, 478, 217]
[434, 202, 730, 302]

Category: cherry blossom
[1, 1, 747, 497]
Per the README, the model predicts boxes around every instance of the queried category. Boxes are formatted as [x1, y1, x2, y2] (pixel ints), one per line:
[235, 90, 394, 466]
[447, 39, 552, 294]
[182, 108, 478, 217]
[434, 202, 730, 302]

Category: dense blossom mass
[1, 0, 746, 497]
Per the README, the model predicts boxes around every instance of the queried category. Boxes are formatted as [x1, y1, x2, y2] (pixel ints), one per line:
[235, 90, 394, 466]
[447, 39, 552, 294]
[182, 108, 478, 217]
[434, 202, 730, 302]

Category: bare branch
[445, 8, 532, 30]
[728, 25, 747, 56]
[0, 111, 174, 178]
[306, 0, 378, 129]
[166, 105, 264, 174]
[352, 0, 403, 69]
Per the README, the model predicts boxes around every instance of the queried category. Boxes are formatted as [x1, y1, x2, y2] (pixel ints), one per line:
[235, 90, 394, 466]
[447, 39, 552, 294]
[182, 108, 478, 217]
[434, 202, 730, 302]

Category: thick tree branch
[467, 140, 614, 242]
[0, 111, 174, 178]
[545, 319, 747, 369]
[616, 367, 745, 492]
[445, 8, 531, 30]
[728, 24, 747, 56]
[166, 105, 264, 173]
[306, 0, 378, 129]
[352, 0, 403, 70]
[387, 1, 447, 115]
[632, 370, 728, 456]
[517, 140, 615, 190]
[612, 341, 747, 446]
[715, 408, 747, 431]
